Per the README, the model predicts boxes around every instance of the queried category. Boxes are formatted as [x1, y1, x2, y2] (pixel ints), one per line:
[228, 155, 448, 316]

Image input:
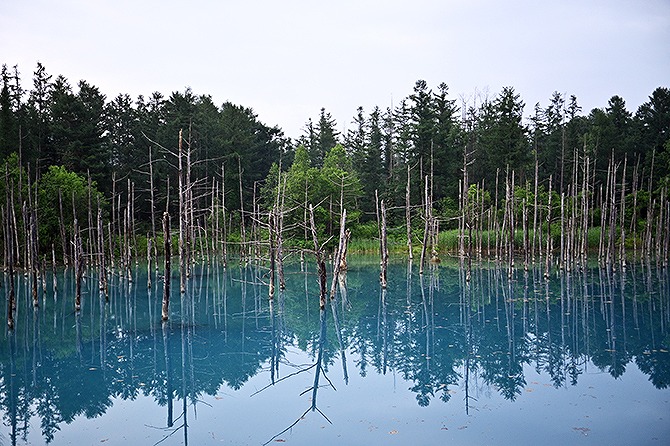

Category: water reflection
[0, 257, 668, 444]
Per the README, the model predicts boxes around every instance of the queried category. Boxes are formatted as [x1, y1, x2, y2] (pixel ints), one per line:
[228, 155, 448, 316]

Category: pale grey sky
[2, 0, 668, 138]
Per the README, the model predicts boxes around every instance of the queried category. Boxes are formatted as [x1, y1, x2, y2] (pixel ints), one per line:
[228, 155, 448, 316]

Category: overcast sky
[2, 0, 668, 139]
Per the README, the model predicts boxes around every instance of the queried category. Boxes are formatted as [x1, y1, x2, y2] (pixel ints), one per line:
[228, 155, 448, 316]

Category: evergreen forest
[1, 62, 669, 278]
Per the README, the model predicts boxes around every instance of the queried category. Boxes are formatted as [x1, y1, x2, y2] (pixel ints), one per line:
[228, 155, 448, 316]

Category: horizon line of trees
[1, 61, 669, 268]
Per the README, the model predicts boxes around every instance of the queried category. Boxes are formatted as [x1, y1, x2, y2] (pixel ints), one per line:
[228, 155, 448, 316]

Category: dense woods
[0, 62, 669, 274]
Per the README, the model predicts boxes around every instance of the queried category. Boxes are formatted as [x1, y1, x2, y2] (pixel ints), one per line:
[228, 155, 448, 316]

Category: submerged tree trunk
[545, 175, 553, 279]
[147, 235, 152, 290]
[74, 218, 83, 312]
[238, 155, 247, 261]
[406, 164, 413, 259]
[420, 176, 430, 274]
[276, 172, 287, 289]
[162, 212, 171, 321]
[178, 129, 186, 293]
[329, 209, 348, 300]
[309, 204, 327, 310]
[380, 202, 388, 288]
[5, 195, 16, 329]
[268, 211, 276, 299]
[98, 202, 108, 300]
[149, 146, 158, 259]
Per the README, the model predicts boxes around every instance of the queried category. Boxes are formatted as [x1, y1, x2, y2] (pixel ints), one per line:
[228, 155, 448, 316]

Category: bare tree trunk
[406, 164, 413, 259]
[87, 170, 94, 265]
[28, 177, 39, 307]
[147, 235, 153, 290]
[309, 204, 327, 310]
[221, 164, 228, 265]
[58, 188, 68, 266]
[494, 168, 500, 261]
[340, 229, 351, 272]
[149, 146, 157, 259]
[630, 156, 640, 256]
[238, 155, 247, 261]
[581, 156, 590, 264]
[125, 180, 133, 282]
[619, 158, 627, 268]
[375, 189, 381, 251]
[523, 197, 528, 271]
[533, 154, 539, 262]
[459, 178, 464, 257]
[107, 222, 113, 275]
[643, 150, 655, 261]
[656, 186, 667, 262]
[178, 129, 186, 293]
[252, 181, 258, 261]
[98, 201, 108, 300]
[186, 126, 193, 276]
[420, 176, 430, 275]
[607, 158, 618, 268]
[132, 182, 139, 266]
[429, 141, 438, 263]
[74, 218, 83, 312]
[52, 243, 57, 292]
[545, 175, 553, 279]
[268, 211, 276, 299]
[210, 177, 217, 263]
[509, 169, 515, 274]
[162, 212, 171, 321]
[111, 172, 116, 269]
[329, 209, 348, 299]
[560, 192, 565, 269]
[380, 203, 388, 288]
[276, 171, 286, 289]
[5, 184, 16, 329]
[663, 197, 669, 267]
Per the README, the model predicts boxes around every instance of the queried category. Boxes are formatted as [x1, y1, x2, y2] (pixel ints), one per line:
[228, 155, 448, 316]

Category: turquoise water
[0, 257, 668, 445]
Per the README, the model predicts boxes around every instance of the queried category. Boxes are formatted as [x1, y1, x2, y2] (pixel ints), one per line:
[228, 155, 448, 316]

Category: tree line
[0, 62, 669, 269]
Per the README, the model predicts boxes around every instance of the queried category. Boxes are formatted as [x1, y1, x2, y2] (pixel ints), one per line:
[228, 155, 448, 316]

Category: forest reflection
[0, 257, 668, 444]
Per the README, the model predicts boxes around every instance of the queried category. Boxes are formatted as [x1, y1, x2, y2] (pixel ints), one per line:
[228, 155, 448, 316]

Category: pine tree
[313, 107, 339, 168]
[0, 64, 16, 159]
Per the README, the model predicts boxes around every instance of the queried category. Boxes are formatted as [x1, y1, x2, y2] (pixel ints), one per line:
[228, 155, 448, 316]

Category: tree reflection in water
[0, 257, 667, 444]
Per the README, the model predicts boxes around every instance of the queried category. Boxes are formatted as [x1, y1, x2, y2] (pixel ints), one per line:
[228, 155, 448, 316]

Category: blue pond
[0, 256, 669, 445]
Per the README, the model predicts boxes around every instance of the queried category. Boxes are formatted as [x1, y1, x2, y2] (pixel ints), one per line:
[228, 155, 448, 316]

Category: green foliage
[0, 152, 27, 200]
[350, 221, 379, 240]
[437, 196, 460, 229]
[37, 165, 105, 253]
[0, 63, 668, 261]
[438, 229, 461, 252]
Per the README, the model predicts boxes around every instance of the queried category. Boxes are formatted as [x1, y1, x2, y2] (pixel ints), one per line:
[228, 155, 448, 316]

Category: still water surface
[0, 257, 668, 445]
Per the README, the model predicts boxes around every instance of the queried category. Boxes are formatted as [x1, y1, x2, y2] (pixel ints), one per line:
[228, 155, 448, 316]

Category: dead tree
[268, 211, 276, 299]
[58, 188, 68, 266]
[98, 201, 108, 299]
[148, 146, 158, 259]
[420, 176, 430, 274]
[74, 218, 83, 312]
[5, 201, 16, 329]
[309, 204, 328, 310]
[147, 235, 152, 289]
[329, 208, 348, 300]
[238, 155, 247, 261]
[380, 202, 389, 288]
[276, 170, 287, 289]
[406, 164, 413, 259]
[178, 129, 186, 293]
[162, 211, 171, 321]
[544, 175, 553, 279]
